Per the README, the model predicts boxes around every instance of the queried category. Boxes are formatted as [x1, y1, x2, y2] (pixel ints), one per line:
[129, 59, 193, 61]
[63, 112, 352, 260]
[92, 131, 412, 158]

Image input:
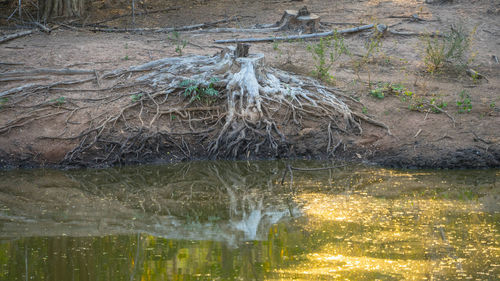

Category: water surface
[0, 161, 498, 280]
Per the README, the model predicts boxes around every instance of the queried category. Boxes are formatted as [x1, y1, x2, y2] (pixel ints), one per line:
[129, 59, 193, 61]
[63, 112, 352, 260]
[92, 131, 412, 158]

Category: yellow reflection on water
[270, 188, 499, 280]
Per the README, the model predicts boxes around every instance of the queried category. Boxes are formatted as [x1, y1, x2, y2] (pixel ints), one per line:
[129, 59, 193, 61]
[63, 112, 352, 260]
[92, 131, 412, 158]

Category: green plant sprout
[170, 31, 188, 56]
[306, 31, 350, 83]
[369, 82, 408, 99]
[51, 97, 66, 106]
[131, 93, 143, 102]
[179, 77, 220, 103]
[456, 90, 472, 113]
[353, 32, 382, 84]
[0, 97, 8, 109]
[430, 97, 448, 113]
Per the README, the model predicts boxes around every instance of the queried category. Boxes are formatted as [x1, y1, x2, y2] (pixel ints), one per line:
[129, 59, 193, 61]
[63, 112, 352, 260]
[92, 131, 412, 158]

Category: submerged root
[0, 47, 367, 165]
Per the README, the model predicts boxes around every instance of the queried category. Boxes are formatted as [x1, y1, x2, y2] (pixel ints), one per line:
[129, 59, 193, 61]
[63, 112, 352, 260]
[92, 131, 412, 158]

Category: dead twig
[425, 101, 455, 127]
[414, 129, 422, 138]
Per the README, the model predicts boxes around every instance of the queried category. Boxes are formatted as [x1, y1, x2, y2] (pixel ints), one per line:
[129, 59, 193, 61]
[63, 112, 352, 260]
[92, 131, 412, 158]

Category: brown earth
[0, 0, 499, 169]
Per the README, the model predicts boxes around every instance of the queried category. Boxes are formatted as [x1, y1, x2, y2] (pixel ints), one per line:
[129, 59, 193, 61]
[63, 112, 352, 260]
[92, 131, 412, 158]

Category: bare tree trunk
[40, 0, 84, 21]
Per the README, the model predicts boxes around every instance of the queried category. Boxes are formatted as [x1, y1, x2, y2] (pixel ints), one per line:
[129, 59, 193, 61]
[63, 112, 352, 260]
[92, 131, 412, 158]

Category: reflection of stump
[277, 6, 320, 33]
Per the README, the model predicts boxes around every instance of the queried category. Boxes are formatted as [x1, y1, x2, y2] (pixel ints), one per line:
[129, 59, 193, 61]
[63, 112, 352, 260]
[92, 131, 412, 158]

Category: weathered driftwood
[215, 24, 375, 44]
[0, 30, 34, 44]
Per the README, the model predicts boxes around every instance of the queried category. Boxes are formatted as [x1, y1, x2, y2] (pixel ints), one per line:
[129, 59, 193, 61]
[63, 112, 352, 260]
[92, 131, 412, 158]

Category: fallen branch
[92, 17, 239, 33]
[0, 30, 34, 44]
[215, 24, 375, 44]
[32, 22, 51, 33]
[0, 84, 35, 98]
[83, 7, 180, 26]
[388, 30, 445, 37]
[0, 68, 95, 78]
[387, 14, 430, 22]
[0, 62, 24, 65]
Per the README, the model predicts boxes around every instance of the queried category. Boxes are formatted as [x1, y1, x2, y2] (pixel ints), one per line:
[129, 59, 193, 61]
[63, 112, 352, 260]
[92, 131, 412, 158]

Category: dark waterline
[0, 161, 499, 280]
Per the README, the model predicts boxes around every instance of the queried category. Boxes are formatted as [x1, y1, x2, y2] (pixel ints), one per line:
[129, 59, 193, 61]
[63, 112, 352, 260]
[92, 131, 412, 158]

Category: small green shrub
[272, 41, 280, 51]
[369, 82, 407, 99]
[456, 90, 472, 113]
[51, 97, 66, 106]
[430, 97, 448, 113]
[0, 97, 8, 109]
[179, 77, 220, 103]
[306, 32, 349, 83]
[408, 96, 425, 111]
[131, 93, 143, 103]
[169, 31, 187, 56]
[422, 24, 476, 73]
[369, 86, 385, 99]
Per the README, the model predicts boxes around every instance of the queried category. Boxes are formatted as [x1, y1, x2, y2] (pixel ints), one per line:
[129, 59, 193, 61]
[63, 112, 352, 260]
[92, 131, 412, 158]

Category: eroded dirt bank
[0, 0, 499, 169]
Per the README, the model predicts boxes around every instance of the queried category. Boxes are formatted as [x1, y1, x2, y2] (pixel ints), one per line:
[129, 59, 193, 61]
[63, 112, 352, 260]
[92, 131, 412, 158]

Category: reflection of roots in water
[0, 161, 299, 246]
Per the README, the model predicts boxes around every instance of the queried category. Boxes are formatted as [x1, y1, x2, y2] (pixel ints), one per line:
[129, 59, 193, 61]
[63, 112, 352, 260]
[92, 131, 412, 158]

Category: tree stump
[276, 6, 320, 33]
[234, 43, 250, 58]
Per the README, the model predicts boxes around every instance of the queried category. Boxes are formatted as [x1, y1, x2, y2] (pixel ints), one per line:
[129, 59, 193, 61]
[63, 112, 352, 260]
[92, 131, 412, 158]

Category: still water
[0, 161, 498, 280]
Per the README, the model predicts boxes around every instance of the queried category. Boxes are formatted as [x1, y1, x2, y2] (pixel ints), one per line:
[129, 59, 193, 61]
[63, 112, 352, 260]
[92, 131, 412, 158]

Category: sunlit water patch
[0, 162, 498, 280]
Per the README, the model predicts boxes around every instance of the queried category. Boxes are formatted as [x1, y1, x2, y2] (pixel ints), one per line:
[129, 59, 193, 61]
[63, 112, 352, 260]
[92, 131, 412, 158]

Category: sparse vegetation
[306, 32, 350, 83]
[169, 31, 188, 56]
[429, 97, 448, 113]
[131, 93, 143, 103]
[51, 97, 66, 106]
[353, 32, 383, 84]
[456, 90, 472, 113]
[422, 24, 476, 73]
[179, 78, 220, 103]
[0, 97, 7, 109]
[369, 82, 409, 100]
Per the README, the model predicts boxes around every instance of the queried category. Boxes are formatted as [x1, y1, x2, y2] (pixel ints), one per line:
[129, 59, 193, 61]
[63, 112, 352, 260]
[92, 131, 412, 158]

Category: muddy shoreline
[1, 142, 499, 170]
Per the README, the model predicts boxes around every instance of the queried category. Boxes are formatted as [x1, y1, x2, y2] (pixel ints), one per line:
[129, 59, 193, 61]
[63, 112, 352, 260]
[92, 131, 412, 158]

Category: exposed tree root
[0, 47, 374, 166]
